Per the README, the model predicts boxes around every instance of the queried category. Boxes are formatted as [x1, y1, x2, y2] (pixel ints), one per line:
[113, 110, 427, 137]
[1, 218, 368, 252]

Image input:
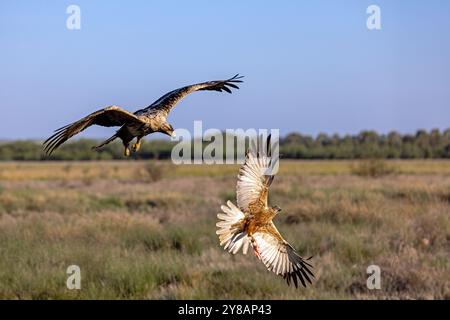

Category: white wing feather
[252, 224, 314, 288]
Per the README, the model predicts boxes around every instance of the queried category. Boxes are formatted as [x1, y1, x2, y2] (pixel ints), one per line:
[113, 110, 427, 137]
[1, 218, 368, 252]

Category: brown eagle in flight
[216, 135, 315, 288]
[44, 74, 243, 156]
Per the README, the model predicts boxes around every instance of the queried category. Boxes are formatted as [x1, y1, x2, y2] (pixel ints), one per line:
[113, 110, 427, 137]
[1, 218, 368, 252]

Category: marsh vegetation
[0, 160, 448, 299]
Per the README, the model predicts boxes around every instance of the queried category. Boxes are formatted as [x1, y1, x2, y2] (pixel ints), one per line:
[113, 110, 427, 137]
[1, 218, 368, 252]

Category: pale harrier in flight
[216, 135, 314, 288]
[44, 74, 243, 156]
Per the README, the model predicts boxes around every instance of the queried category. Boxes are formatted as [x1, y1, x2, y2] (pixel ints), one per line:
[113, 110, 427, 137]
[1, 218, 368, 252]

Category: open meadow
[0, 160, 449, 299]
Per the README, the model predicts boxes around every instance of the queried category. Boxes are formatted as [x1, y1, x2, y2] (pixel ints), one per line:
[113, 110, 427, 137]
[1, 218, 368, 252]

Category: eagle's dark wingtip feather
[45, 138, 65, 155]
[44, 129, 64, 144]
[227, 74, 244, 82]
[222, 86, 232, 94]
[54, 123, 72, 132]
[43, 134, 63, 152]
[43, 129, 68, 155]
[226, 83, 240, 90]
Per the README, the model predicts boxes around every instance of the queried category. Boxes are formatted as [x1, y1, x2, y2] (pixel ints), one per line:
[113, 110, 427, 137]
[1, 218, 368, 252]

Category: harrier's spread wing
[236, 135, 277, 212]
[43, 106, 145, 155]
[142, 74, 243, 118]
[252, 223, 314, 288]
[216, 201, 315, 288]
[216, 135, 314, 288]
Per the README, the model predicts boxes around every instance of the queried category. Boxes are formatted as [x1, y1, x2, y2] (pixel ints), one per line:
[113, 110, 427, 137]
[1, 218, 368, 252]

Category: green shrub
[351, 159, 396, 178]
[141, 162, 167, 182]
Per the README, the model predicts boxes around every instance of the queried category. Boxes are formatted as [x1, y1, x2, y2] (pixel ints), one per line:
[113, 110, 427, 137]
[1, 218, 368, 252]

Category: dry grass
[0, 160, 449, 299]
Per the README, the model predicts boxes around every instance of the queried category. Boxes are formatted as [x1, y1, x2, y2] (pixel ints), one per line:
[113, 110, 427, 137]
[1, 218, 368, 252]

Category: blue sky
[1, 0, 449, 139]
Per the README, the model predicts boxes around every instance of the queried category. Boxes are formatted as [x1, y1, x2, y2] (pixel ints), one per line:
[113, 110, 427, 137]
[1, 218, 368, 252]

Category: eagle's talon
[132, 143, 140, 152]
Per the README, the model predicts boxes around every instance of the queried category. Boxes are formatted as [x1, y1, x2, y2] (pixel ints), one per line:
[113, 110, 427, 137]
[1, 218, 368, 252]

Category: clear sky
[1, 0, 449, 139]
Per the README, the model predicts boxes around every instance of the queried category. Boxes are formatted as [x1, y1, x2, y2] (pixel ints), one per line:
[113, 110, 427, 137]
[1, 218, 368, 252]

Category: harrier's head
[272, 205, 282, 215]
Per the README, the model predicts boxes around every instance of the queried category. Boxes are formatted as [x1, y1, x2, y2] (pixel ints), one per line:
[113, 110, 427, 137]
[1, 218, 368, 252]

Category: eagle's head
[161, 123, 176, 138]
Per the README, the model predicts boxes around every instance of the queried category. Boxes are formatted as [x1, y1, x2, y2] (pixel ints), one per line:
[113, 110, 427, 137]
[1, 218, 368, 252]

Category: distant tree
[1, 128, 449, 160]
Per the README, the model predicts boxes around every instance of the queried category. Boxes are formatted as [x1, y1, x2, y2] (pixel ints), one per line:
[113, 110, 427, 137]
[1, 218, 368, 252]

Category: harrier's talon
[124, 147, 131, 157]
[253, 244, 262, 260]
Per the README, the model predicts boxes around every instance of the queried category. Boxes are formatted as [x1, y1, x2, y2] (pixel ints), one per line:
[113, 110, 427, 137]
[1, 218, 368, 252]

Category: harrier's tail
[216, 201, 250, 255]
[92, 134, 117, 151]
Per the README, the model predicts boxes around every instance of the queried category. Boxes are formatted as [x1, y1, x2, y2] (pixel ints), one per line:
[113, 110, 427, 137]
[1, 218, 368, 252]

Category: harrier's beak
[274, 205, 282, 213]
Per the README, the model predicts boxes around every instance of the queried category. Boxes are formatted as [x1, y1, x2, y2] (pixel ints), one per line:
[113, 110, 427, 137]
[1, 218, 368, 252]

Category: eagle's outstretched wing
[142, 74, 243, 118]
[252, 223, 314, 288]
[236, 134, 277, 212]
[43, 106, 145, 155]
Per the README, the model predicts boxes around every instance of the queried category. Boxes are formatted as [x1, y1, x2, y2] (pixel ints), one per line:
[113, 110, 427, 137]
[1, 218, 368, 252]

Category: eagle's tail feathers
[92, 134, 117, 150]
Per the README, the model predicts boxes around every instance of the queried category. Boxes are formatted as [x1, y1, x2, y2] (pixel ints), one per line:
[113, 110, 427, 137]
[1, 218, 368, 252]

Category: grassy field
[0, 160, 449, 299]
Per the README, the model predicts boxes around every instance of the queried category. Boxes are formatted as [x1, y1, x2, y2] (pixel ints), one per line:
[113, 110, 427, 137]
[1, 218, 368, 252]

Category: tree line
[0, 129, 449, 161]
